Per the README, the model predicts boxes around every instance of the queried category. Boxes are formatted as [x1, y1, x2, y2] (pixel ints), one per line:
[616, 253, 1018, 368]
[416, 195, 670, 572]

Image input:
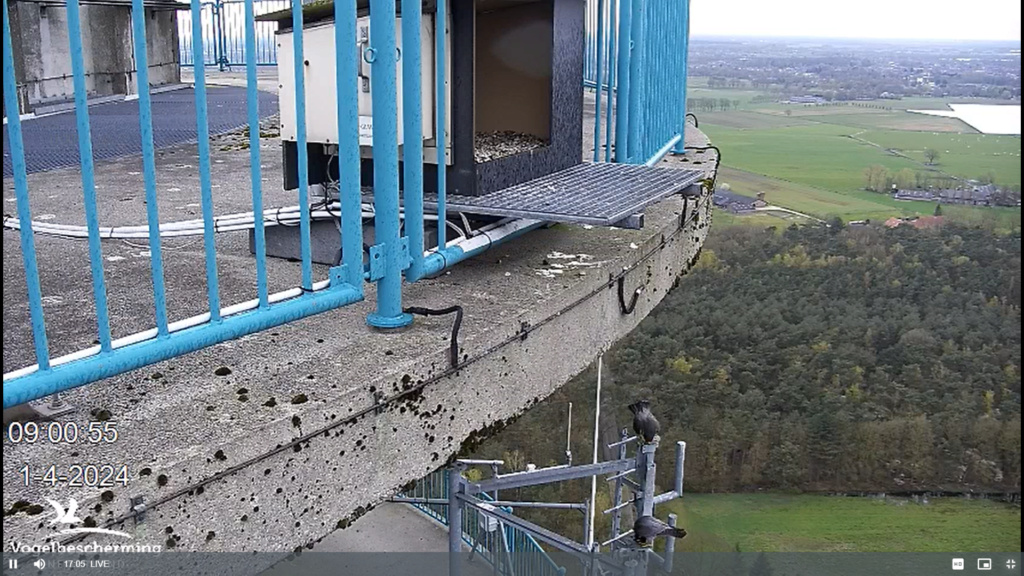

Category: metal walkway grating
[425, 163, 704, 227]
[3, 87, 278, 177]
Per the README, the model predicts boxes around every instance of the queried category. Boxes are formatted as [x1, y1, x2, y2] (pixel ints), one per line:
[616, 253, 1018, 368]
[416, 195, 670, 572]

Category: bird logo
[42, 497, 133, 540]
[46, 498, 83, 527]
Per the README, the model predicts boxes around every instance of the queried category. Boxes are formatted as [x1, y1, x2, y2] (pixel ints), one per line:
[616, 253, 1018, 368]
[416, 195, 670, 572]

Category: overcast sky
[691, 0, 1022, 42]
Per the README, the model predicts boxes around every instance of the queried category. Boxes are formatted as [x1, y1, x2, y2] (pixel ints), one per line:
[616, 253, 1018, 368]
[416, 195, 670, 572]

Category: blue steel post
[335, 0, 364, 290]
[244, 0, 269, 307]
[131, 0, 171, 334]
[366, 0, 412, 328]
[191, 0, 223, 318]
[66, 0, 112, 350]
[402, 0, 425, 281]
[603, 0, 617, 163]
[592, 0, 605, 162]
[613, 0, 632, 162]
[672, 0, 691, 155]
[435, 0, 448, 250]
[3, 0, 50, 370]
[625, 0, 645, 162]
[291, 0, 314, 290]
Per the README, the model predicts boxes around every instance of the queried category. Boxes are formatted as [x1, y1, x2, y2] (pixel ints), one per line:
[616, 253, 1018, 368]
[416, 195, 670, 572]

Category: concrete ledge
[3, 112, 715, 570]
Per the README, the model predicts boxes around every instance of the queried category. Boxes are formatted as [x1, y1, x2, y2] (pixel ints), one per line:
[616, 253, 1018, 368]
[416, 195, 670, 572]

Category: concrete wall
[6, 2, 181, 113]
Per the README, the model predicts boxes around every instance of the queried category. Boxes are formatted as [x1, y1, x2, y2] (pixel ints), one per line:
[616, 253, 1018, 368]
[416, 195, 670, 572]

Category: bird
[632, 515, 687, 548]
[628, 400, 660, 444]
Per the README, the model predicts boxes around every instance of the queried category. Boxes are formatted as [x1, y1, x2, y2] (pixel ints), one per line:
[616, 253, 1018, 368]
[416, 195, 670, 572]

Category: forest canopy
[470, 223, 1021, 495]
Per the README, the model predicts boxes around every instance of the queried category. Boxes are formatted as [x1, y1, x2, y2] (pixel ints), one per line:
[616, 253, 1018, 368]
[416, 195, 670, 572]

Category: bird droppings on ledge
[474, 131, 548, 163]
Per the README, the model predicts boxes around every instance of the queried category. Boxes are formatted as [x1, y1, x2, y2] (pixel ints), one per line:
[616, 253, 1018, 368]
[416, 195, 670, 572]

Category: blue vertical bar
[435, 0, 447, 249]
[65, 0, 112, 350]
[613, 0, 631, 162]
[673, 0, 691, 154]
[191, 0, 223, 318]
[626, 0, 645, 162]
[592, 0, 605, 162]
[3, 0, 50, 370]
[334, 0, 364, 290]
[402, 0, 425, 280]
[366, 0, 412, 328]
[131, 0, 171, 335]
[604, 0, 617, 163]
[290, 0, 313, 290]
[244, 0, 269, 307]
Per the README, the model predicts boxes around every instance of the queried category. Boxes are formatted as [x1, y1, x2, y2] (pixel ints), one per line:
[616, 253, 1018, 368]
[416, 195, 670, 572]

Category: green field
[857, 130, 1022, 186]
[689, 79, 1022, 228]
[703, 123, 923, 194]
[666, 494, 1021, 553]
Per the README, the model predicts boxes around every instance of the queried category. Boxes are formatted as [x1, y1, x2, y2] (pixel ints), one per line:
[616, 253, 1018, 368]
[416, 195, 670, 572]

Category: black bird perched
[628, 400, 660, 443]
[633, 515, 687, 548]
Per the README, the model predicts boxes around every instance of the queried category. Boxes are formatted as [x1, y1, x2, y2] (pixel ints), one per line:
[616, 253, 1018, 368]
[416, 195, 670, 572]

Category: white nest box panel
[278, 15, 439, 147]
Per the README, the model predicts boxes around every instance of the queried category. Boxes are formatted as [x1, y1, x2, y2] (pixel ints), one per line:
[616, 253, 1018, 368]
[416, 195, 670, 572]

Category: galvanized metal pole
[640, 442, 656, 516]
[587, 355, 603, 549]
[448, 465, 465, 576]
[610, 428, 627, 546]
[662, 513, 678, 573]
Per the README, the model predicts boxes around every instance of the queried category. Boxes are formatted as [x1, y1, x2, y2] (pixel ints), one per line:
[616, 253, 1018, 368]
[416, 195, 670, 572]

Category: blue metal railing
[403, 469, 566, 576]
[585, 0, 691, 164]
[4, 0, 691, 408]
[179, 0, 289, 67]
[3, 0, 423, 406]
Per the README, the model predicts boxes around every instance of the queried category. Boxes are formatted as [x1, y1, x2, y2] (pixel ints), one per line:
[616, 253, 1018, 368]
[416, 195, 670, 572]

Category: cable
[684, 145, 723, 192]
[686, 113, 699, 128]
[617, 276, 643, 315]
[403, 306, 464, 369]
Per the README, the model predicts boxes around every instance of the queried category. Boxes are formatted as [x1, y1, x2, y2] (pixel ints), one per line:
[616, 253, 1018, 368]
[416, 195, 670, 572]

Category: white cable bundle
[2, 203, 465, 240]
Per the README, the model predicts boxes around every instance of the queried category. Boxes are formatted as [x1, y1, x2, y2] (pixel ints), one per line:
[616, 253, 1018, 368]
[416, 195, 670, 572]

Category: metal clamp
[130, 495, 146, 524]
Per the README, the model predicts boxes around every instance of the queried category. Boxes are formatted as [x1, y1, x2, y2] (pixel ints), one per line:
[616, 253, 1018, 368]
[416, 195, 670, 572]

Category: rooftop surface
[3, 81, 716, 566]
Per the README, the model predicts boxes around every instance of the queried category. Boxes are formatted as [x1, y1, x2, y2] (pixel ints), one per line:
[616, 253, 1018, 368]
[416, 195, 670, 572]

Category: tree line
[467, 224, 1021, 504]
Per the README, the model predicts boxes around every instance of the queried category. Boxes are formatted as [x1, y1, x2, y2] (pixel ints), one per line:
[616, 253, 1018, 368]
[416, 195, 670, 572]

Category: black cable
[403, 305, 464, 369]
[617, 276, 643, 315]
[686, 113, 699, 128]
[684, 145, 723, 192]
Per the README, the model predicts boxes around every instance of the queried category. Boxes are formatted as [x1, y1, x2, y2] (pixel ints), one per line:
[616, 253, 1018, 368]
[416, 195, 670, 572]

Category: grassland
[689, 79, 1021, 228]
[666, 494, 1021, 553]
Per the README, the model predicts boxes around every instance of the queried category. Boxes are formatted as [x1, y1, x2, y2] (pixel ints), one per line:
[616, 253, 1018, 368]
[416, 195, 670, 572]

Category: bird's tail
[665, 527, 687, 539]
[628, 400, 650, 414]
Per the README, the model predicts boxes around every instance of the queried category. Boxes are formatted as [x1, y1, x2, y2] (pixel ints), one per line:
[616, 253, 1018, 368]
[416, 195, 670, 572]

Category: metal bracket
[680, 183, 702, 198]
[30, 393, 75, 419]
[328, 264, 349, 288]
[610, 213, 644, 229]
[368, 243, 386, 281]
[130, 495, 146, 524]
[399, 236, 411, 271]
[368, 239, 410, 282]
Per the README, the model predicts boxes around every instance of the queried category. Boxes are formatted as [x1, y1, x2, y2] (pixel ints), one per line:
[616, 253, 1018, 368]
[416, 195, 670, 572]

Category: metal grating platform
[424, 163, 704, 227]
[3, 87, 278, 177]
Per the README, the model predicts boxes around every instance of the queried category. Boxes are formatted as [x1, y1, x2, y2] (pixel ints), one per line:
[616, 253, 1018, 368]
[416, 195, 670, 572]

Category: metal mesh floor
[425, 163, 704, 226]
[3, 87, 277, 176]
